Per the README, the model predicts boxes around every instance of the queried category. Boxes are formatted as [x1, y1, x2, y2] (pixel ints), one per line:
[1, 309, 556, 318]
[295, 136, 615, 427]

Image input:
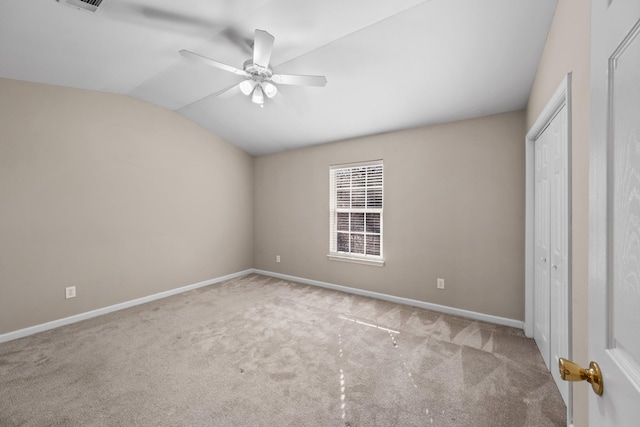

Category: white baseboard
[0, 269, 253, 344]
[252, 269, 524, 330]
[0, 268, 524, 344]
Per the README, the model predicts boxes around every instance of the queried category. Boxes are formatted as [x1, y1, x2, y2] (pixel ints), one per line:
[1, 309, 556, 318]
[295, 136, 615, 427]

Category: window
[329, 161, 384, 266]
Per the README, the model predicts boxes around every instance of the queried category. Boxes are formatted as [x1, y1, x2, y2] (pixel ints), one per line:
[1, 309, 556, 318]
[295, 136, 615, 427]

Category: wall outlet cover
[65, 286, 76, 299]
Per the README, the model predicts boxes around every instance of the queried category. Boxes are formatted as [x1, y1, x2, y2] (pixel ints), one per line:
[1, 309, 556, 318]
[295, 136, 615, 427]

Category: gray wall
[525, 0, 590, 424]
[254, 110, 526, 321]
[0, 78, 529, 335]
[0, 78, 254, 334]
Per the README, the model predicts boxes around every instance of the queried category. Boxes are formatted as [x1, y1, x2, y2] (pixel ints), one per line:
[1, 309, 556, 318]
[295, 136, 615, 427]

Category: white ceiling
[0, 0, 557, 155]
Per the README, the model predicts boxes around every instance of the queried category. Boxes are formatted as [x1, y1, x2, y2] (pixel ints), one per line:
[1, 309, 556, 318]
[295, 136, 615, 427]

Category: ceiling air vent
[57, 0, 103, 13]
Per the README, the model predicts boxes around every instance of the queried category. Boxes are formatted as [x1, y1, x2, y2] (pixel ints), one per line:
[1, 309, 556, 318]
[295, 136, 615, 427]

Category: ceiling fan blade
[252, 29, 275, 68]
[271, 74, 327, 87]
[179, 50, 248, 77]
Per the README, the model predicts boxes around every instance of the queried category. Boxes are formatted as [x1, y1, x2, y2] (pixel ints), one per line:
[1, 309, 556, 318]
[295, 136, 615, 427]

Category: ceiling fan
[180, 29, 327, 107]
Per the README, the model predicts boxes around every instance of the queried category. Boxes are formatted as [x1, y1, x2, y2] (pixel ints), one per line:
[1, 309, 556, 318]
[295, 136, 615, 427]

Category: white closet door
[533, 104, 569, 405]
[534, 122, 551, 369]
[548, 104, 569, 405]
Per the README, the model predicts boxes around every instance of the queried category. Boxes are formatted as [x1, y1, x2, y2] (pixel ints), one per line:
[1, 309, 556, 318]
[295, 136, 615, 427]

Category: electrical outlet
[65, 286, 76, 299]
[276, 255, 281, 263]
[437, 278, 445, 290]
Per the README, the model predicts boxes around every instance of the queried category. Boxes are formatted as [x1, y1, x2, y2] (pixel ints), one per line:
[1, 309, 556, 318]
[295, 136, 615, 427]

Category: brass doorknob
[558, 358, 604, 395]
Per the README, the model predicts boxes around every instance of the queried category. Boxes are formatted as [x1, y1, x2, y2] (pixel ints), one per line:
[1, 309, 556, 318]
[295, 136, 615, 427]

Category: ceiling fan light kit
[239, 80, 256, 96]
[263, 82, 277, 98]
[180, 29, 327, 107]
[251, 85, 264, 106]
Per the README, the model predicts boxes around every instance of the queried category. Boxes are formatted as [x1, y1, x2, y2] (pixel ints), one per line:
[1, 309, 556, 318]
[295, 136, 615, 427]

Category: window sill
[327, 254, 385, 267]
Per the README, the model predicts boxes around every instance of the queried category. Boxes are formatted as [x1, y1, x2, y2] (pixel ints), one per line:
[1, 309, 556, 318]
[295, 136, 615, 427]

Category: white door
[534, 126, 551, 368]
[533, 104, 570, 405]
[548, 104, 569, 405]
[590, 0, 640, 424]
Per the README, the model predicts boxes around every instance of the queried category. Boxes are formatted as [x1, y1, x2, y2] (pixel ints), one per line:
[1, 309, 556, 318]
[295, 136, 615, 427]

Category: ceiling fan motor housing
[243, 60, 272, 82]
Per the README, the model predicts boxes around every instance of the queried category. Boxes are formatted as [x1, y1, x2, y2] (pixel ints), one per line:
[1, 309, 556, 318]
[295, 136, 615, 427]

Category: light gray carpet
[0, 274, 566, 426]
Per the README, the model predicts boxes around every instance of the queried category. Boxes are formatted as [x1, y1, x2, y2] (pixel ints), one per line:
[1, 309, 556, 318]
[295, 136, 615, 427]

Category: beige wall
[525, 0, 590, 425]
[254, 111, 526, 321]
[0, 78, 254, 334]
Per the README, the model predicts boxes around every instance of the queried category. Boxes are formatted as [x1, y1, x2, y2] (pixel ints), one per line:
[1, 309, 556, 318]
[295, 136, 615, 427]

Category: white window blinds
[329, 161, 383, 264]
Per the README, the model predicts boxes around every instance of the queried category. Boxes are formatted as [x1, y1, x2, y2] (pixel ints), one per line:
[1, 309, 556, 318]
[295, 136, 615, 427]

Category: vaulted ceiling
[0, 0, 557, 155]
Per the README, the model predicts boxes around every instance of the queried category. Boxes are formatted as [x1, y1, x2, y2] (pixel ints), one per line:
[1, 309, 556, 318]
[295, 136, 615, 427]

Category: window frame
[328, 160, 384, 267]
